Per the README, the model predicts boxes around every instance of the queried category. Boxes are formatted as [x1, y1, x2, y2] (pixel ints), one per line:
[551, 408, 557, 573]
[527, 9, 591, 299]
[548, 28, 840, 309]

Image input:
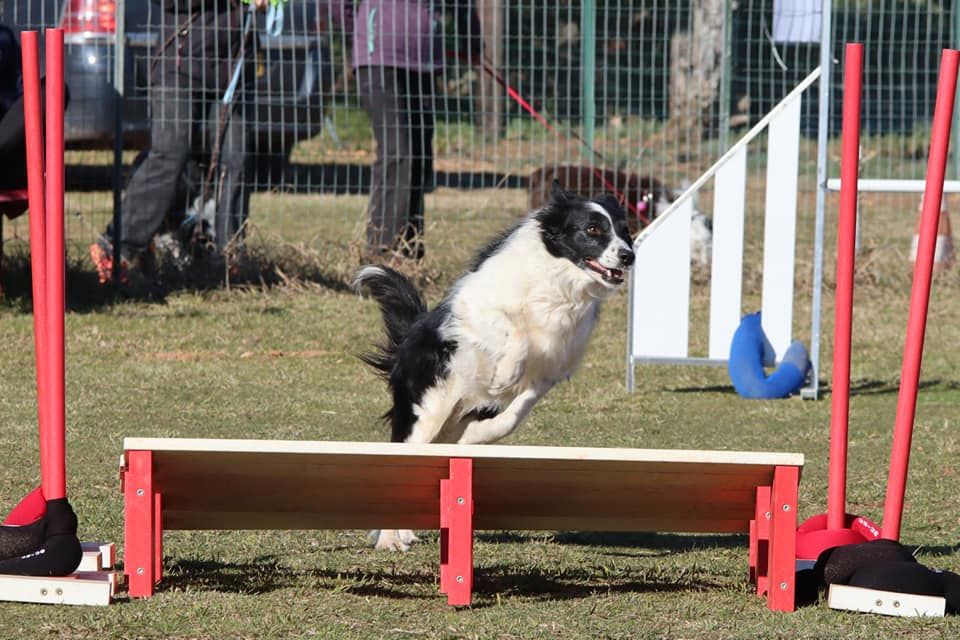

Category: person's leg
[401, 71, 435, 259]
[207, 98, 252, 251]
[114, 74, 194, 260]
[357, 65, 412, 256]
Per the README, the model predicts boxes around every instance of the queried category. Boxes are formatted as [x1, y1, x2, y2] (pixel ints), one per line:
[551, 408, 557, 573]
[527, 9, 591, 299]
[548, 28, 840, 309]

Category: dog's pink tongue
[586, 259, 608, 276]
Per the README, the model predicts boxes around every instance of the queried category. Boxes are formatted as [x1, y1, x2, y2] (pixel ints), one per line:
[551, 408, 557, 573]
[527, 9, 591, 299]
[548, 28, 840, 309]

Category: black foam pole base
[0, 498, 82, 576]
[0, 518, 46, 560]
[0, 533, 82, 576]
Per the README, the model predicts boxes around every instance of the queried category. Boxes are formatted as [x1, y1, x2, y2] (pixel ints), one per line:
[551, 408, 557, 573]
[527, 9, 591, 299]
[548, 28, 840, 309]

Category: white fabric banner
[773, 0, 822, 43]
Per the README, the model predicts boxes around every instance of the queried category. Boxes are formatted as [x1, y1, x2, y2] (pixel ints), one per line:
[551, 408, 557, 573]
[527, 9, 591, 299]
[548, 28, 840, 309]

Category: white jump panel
[627, 70, 818, 388]
[631, 199, 692, 358]
[708, 146, 747, 360]
[761, 95, 801, 362]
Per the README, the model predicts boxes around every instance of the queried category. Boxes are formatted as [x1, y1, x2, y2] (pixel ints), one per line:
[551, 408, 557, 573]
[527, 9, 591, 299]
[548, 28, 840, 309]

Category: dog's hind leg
[456, 384, 548, 445]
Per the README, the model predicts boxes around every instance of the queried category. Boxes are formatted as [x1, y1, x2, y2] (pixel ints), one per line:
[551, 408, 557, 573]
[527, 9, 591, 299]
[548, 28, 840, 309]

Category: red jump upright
[881, 48, 960, 541]
[0, 28, 81, 578]
[43, 27, 68, 503]
[796, 43, 880, 562]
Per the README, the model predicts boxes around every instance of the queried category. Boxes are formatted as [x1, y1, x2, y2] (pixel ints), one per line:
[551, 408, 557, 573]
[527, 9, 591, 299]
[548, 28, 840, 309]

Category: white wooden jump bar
[120, 438, 803, 610]
[826, 178, 960, 192]
[828, 584, 946, 617]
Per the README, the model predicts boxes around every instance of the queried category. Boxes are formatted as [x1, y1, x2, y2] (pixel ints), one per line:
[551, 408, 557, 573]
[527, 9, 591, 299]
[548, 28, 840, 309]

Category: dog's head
[534, 180, 635, 288]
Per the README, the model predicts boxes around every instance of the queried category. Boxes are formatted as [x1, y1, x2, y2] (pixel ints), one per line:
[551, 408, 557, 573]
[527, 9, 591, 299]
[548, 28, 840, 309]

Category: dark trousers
[0, 79, 68, 191]
[115, 70, 251, 259]
[356, 66, 435, 256]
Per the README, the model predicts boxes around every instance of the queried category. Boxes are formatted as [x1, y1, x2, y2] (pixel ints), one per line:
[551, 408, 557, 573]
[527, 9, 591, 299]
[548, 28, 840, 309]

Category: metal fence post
[580, 0, 596, 160]
[111, 0, 126, 285]
[806, 0, 833, 400]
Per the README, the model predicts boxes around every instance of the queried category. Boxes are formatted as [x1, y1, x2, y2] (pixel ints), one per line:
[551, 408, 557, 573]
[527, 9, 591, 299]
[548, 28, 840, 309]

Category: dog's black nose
[618, 247, 635, 267]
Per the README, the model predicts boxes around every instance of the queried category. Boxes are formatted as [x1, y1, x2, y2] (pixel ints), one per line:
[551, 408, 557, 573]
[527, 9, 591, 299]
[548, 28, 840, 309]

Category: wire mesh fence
[0, 0, 957, 274]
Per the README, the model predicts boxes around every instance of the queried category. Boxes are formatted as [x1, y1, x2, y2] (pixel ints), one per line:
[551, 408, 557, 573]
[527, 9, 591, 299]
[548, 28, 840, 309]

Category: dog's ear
[550, 179, 570, 202]
[593, 193, 625, 217]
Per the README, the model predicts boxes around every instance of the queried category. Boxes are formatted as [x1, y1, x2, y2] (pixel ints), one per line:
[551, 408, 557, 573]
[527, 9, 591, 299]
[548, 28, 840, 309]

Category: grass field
[1, 186, 959, 638]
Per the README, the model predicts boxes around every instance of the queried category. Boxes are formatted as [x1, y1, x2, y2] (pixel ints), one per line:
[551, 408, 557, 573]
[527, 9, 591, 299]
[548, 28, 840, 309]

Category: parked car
[3, 0, 334, 176]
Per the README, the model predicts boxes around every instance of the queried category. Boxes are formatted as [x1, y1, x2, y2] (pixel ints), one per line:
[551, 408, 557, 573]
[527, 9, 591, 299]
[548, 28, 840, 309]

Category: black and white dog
[354, 183, 634, 551]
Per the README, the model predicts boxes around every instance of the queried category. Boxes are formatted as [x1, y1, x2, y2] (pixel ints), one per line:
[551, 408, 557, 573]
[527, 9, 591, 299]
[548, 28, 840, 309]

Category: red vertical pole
[750, 485, 771, 595]
[21, 30, 49, 494]
[124, 450, 158, 597]
[827, 43, 863, 531]
[439, 458, 474, 606]
[768, 465, 799, 612]
[881, 49, 960, 541]
[43, 28, 67, 501]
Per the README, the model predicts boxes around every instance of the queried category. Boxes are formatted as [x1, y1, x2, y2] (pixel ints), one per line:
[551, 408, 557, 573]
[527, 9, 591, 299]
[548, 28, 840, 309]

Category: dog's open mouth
[585, 259, 625, 285]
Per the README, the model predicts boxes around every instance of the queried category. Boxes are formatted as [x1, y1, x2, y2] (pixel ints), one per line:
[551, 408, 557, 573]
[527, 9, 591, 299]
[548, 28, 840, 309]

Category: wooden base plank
[80, 542, 116, 569]
[828, 584, 946, 617]
[0, 572, 112, 606]
[77, 550, 102, 572]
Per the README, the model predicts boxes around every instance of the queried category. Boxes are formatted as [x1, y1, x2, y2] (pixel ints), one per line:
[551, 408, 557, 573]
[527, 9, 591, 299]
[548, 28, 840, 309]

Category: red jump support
[881, 48, 960, 541]
[439, 458, 474, 606]
[749, 465, 799, 612]
[795, 43, 880, 562]
[43, 27, 68, 502]
[122, 450, 163, 597]
[21, 30, 49, 501]
[827, 41, 863, 533]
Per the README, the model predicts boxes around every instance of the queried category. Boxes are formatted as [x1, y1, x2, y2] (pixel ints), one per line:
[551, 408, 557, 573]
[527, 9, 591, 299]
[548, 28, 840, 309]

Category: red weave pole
[21, 30, 50, 493]
[881, 48, 960, 541]
[827, 43, 863, 531]
[43, 28, 67, 501]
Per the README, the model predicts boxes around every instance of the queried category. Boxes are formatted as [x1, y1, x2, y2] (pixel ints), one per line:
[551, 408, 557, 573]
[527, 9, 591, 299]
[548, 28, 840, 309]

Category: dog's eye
[586, 224, 603, 237]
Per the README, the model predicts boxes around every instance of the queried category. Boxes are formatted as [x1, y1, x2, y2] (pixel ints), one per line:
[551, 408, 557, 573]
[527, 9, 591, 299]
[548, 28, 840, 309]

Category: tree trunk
[476, 0, 503, 142]
[667, 1, 725, 151]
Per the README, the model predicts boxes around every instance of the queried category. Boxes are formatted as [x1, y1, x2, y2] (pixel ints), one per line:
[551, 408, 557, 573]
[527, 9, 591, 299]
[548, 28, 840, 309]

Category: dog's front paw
[370, 529, 419, 552]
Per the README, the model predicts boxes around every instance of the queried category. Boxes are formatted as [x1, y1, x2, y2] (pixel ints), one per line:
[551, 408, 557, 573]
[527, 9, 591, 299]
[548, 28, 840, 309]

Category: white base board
[0, 572, 112, 606]
[828, 584, 946, 617]
[0, 541, 117, 606]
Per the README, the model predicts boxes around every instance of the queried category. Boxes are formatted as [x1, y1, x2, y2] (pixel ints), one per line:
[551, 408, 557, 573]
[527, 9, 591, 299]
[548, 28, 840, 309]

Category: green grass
[1, 187, 959, 638]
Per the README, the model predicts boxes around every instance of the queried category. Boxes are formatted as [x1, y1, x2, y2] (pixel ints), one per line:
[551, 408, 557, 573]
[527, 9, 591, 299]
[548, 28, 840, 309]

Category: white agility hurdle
[626, 68, 823, 396]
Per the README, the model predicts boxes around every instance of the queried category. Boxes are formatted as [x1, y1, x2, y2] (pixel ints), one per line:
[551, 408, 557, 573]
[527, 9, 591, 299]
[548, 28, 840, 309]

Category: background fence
[1, 1, 958, 274]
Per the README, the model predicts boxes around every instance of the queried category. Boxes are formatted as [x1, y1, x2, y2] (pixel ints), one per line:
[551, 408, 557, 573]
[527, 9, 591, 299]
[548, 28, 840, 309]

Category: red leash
[461, 52, 651, 226]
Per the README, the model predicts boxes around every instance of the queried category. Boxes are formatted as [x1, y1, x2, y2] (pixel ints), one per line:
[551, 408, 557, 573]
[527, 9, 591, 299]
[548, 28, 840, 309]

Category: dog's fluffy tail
[353, 265, 427, 376]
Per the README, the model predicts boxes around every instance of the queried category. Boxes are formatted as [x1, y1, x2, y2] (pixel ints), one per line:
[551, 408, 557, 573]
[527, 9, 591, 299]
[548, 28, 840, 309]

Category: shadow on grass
[155, 555, 719, 605]
[667, 378, 956, 397]
[478, 530, 748, 553]
[0, 249, 357, 313]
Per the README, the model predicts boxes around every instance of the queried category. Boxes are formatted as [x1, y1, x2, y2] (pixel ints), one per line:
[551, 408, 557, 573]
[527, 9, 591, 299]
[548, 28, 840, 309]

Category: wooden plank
[828, 584, 946, 617]
[159, 509, 753, 535]
[0, 572, 112, 606]
[123, 438, 803, 467]
[77, 550, 102, 572]
[122, 438, 802, 535]
[81, 542, 115, 569]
